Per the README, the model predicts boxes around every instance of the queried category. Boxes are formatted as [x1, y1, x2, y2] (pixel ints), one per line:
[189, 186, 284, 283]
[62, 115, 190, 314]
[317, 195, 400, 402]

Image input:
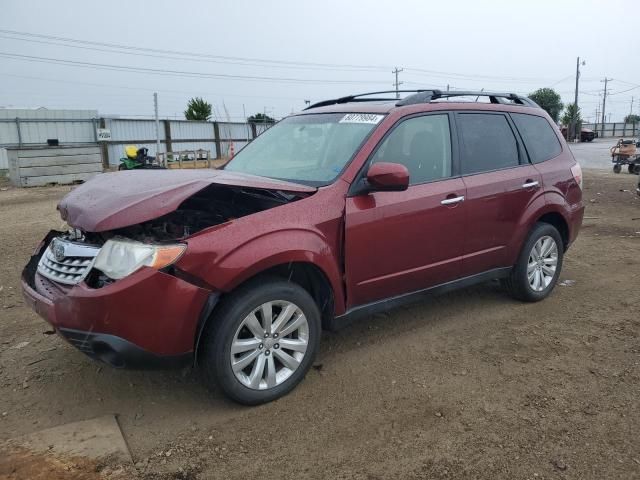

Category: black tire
[613, 164, 622, 174]
[632, 164, 640, 175]
[118, 163, 127, 171]
[628, 164, 635, 174]
[504, 223, 564, 302]
[199, 276, 321, 405]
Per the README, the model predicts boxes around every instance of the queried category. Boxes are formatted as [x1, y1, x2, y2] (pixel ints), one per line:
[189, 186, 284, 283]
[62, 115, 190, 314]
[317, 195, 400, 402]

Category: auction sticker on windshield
[339, 113, 384, 124]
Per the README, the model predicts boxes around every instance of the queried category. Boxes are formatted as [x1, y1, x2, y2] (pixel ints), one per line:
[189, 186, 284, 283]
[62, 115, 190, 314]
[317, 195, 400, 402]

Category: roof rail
[304, 90, 540, 111]
[396, 90, 539, 107]
[304, 90, 429, 110]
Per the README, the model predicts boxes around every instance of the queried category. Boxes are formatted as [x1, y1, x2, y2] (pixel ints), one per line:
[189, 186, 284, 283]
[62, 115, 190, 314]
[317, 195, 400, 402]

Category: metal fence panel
[582, 123, 638, 138]
[17, 120, 95, 145]
[107, 119, 164, 142]
[0, 148, 8, 169]
[169, 121, 213, 140]
[0, 122, 19, 146]
[218, 122, 252, 140]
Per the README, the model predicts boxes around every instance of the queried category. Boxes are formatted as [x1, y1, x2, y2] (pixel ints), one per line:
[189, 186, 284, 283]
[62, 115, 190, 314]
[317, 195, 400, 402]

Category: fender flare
[204, 228, 346, 315]
[508, 196, 571, 264]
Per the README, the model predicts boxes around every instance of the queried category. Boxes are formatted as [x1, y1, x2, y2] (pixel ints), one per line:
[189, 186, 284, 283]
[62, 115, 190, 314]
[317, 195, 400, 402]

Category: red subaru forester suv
[22, 90, 584, 404]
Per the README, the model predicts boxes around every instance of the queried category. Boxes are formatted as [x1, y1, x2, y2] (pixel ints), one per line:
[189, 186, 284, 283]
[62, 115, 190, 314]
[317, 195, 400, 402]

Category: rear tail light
[571, 163, 583, 190]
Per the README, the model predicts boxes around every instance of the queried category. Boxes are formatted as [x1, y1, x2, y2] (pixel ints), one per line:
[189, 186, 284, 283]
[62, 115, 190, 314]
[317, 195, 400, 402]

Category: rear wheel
[199, 277, 321, 405]
[628, 164, 636, 174]
[504, 223, 563, 302]
[613, 164, 622, 173]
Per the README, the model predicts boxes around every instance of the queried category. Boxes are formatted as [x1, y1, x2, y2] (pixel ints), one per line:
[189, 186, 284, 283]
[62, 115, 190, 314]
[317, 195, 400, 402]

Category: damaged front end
[80, 184, 309, 287]
[103, 184, 308, 242]
[22, 178, 311, 367]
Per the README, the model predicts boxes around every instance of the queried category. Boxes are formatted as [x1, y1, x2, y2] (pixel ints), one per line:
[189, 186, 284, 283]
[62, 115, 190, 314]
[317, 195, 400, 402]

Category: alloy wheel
[527, 235, 558, 292]
[230, 300, 309, 390]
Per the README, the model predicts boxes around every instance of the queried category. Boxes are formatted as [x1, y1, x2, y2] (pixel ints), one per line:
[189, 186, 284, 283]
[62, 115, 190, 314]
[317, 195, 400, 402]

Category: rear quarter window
[511, 113, 562, 164]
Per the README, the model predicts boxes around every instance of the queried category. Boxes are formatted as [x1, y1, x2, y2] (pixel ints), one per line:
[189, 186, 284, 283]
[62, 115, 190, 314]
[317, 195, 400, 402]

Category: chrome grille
[37, 237, 100, 285]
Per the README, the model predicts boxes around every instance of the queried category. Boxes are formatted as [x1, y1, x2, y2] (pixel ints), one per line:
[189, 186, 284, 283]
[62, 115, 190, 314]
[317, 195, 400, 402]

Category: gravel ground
[0, 157, 639, 479]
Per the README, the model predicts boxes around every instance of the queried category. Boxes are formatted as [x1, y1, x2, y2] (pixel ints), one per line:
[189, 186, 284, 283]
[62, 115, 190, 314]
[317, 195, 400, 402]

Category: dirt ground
[0, 169, 639, 479]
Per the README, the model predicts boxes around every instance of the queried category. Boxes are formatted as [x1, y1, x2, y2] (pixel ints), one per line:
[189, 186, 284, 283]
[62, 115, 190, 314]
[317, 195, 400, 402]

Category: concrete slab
[4, 415, 132, 464]
[0, 415, 132, 479]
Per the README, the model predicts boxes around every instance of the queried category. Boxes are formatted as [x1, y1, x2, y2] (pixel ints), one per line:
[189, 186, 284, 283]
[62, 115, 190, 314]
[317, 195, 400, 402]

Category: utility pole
[570, 57, 585, 142]
[630, 96, 634, 120]
[600, 78, 612, 138]
[154, 92, 160, 156]
[392, 67, 403, 99]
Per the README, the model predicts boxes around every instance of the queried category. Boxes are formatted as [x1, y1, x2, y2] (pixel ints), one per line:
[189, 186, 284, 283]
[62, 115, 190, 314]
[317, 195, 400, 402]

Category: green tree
[528, 88, 564, 122]
[184, 97, 212, 121]
[624, 114, 640, 124]
[561, 103, 583, 133]
[247, 113, 276, 124]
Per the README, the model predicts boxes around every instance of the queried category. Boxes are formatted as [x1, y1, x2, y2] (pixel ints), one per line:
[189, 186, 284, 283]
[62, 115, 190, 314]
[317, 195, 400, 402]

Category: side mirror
[366, 162, 409, 192]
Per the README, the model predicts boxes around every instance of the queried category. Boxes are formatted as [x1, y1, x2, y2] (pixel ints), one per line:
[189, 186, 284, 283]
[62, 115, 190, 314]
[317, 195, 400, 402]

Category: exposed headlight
[94, 238, 186, 280]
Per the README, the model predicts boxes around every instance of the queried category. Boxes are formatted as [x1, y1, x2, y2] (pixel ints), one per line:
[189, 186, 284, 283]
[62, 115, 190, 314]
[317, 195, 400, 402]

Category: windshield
[225, 113, 384, 186]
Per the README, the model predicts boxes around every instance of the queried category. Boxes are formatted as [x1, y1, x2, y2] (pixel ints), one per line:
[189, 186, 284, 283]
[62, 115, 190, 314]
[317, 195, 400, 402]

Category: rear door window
[456, 113, 519, 175]
[511, 113, 562, 163]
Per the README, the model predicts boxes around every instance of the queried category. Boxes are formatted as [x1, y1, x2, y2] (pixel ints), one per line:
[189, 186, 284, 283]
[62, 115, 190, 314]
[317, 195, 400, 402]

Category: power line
[0, 52, 390, 85]
[609, 85, 640, 95]
[404, 67, 563, 84]
[0, 28, 602, 85]
[0, 72, 311, 101]
[0, 28, 391, 71]
[0, 33, 389, 73]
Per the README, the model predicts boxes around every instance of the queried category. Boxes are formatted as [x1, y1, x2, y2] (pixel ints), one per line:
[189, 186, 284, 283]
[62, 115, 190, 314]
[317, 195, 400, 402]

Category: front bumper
[22, 232, 212, 368]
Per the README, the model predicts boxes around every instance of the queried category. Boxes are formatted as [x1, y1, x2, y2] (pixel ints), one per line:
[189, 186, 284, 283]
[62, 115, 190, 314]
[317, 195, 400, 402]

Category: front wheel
[118, 163, 127, 171]
[613, 164, 622, 174]
[504, 223, 564, 302]
[199, 277, 321, 405]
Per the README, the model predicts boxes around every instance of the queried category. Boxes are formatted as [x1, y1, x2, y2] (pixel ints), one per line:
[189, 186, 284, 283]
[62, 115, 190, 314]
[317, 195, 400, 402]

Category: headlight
[94, 238, 186, 280]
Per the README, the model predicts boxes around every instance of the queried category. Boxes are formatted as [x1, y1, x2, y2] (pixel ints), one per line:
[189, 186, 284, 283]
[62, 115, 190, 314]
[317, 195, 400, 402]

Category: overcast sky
[1, 0, 638, 122]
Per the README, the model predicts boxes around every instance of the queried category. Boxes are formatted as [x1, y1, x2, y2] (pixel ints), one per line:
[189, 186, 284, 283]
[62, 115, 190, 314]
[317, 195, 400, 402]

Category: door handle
[522, 180, 540, 189]
[441, 195, 465, 205]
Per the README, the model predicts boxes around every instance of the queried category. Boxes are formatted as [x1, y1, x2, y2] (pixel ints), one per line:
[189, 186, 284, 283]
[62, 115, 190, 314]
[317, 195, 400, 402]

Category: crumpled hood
[58, 169, 316, 232]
